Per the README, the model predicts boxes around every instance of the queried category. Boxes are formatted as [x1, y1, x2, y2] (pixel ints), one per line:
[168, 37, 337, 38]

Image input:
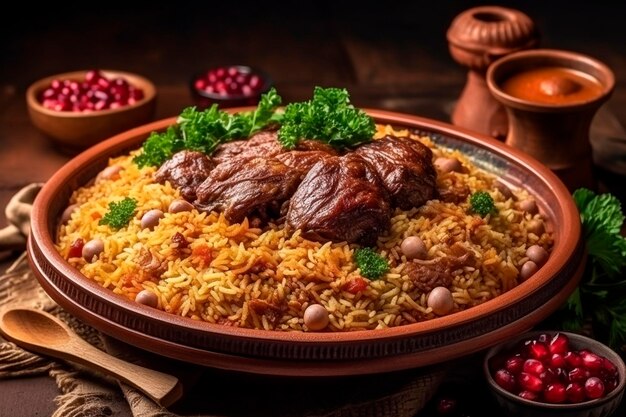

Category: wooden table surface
[1, 2, 626, 416]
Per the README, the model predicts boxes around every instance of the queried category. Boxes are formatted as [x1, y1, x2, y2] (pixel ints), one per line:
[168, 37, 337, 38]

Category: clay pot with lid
[447, 6, 538, 139]
[487, 49, 615, 191]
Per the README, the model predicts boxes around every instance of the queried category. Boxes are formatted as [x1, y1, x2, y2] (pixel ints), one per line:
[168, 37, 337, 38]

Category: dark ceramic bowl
[484, 330, 626, 417]
[189, 65, 273, 109]
[28, 109, 583, 376]
[26, 70, 157, 152]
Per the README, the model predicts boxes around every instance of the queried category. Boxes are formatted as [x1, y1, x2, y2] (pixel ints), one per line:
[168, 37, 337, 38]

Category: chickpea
[135, 290, 158, 308]
[518, 198, 538, 215]
[495, 180, 515, 200]
[526, 219, 545, 236]
[520, 260, 539, 281]
[303, 304, 329, 331]
[61, 204, 79, 224]
[434, 157, 462, 174]
[401, 236, 427, 260]
[526, 245, 549, 266]
[96, 165, 123, 181]
[82, 238, 104, 262]
[427, 286, 454, 315]
[141, 209, 164, 230]
[168, 199, 194, 214]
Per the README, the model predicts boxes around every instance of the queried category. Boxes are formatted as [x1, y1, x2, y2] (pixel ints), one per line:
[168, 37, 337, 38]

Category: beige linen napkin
[0, 184, 445, 417]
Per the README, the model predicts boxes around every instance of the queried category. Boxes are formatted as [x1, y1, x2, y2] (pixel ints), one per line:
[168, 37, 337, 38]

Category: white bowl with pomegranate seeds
[189, 65, 273, 109]
[484, 330, 626, 417]
[26, 69, 156, 152]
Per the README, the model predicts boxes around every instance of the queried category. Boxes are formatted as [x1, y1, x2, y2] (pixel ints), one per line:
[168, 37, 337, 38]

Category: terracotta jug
[487, 49, 615, 191]
[447, 6, 538, 140]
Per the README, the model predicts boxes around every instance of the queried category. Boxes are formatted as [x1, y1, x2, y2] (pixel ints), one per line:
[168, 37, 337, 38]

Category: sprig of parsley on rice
[133, 87, 375, 167]
[354, 248, 388, 280]
[99, 197, 137, 229]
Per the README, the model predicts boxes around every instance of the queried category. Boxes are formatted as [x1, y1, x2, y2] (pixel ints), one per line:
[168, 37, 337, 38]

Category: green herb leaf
[277, 87, 375, 149]
[99, 197, 137, 229]
[133, 88, 282, 167]
[574, 188, 626, 278]
[555, 188, 626, 351]
[354, 247, 388, 280]
[469, 191, 496, 217]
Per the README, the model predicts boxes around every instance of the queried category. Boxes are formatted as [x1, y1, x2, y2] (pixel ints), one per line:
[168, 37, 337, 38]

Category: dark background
[1, 2, 626, 416]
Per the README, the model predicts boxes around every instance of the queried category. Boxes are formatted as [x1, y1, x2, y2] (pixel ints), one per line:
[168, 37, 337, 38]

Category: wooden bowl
[28, 110, 584, 376]
[26, 70, 157, 152]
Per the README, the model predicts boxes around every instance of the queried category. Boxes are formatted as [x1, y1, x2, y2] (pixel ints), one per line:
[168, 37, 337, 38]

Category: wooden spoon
[0, 307, 183, 407]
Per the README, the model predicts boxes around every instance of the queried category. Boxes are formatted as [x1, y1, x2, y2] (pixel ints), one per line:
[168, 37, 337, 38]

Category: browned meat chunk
[404, 242, 474, 292]
[286, 154, 391, 245]
[276, 150, 334, 172]
[194, 157, 305, 223]
[154, 150, 214, 200]
[212, 130, 284, 165]
[355, 136, 437, 209]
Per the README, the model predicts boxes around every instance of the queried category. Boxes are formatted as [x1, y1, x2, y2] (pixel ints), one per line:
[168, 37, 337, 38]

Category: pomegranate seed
[584, 377, 605, 399]
[539, 370, 555, 384]
[242, 85, 253, 96]
[505, 356, 524, 375]
[494, 369, 517, 392]
[518, 390, 539, 401]
[435, 397, 457, 415]
[548, 353, 566, 369]
[195, 79, 206, 90]
[569, 367, 591, 383]
[526, 340, 549, 361]
[564, 351, 582, 369]
[549, 333, 569, 355]
[566, 382, 586, 403]
[519, 372, 544, 392]
[523, 359, 545, 375]
[544, 382, 567, 403]
[580, 351, 604, 372]
[39, 70, 142, 113]
[249, 74, 261, 89]
[215, 68, 226, 78]
[85, 70, 102, 84]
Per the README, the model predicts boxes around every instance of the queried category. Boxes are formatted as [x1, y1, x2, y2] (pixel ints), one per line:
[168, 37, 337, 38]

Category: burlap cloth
[0, 184, 447, 417]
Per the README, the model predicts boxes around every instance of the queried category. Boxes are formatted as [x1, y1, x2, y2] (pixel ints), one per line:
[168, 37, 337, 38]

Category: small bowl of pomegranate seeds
[190, 65, 273, 109]
[484, 330, 626, 417]
[26, 69, 156, 152]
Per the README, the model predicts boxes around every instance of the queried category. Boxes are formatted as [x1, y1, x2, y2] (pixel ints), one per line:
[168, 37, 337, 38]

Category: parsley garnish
[133, 88, 282, 167]
[469, 191, 496, 217]
[354, 247, 389, 280]
[554, 188, 626, 351]
[99, 197, 137, 229]
[278, 87, 375, 149]
[133, 86, 377, 167]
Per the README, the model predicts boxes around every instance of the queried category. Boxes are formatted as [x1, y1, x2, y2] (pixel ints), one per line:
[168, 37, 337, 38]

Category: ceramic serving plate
[28, 109, 584, 376]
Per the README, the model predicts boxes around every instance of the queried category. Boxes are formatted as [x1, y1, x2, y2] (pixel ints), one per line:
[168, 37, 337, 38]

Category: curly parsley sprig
[133, 86, 376, 168]
[133, 88, 282, 168]
[99, 197, 137, 229]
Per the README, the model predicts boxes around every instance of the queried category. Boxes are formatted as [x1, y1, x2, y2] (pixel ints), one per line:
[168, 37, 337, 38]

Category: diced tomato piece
[192, 244, 213, 264]
[68, 238, 84, 258]
[343, 277, 368, 294]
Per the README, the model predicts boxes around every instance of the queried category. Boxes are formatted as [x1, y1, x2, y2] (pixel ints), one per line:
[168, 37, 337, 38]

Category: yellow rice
[55, 126, 553, 331]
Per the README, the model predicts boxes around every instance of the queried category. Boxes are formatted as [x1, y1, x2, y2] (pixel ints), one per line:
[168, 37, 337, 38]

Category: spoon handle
[16, 335, 183, 407]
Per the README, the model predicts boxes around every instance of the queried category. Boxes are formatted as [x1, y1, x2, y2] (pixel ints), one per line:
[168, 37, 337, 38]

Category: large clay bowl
[28, 109, 584, 376]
